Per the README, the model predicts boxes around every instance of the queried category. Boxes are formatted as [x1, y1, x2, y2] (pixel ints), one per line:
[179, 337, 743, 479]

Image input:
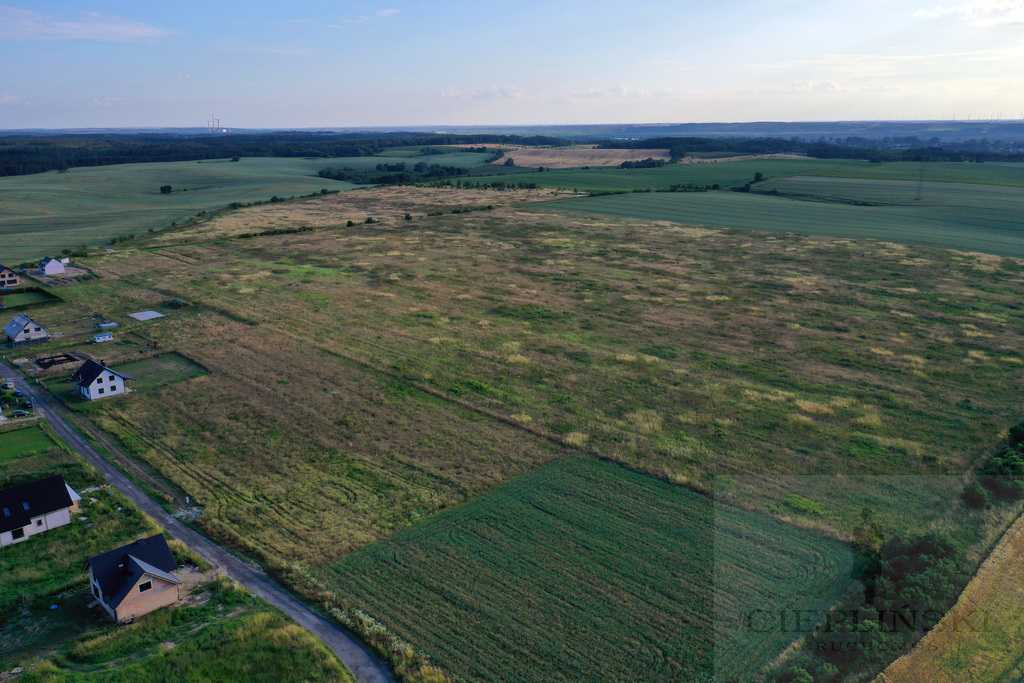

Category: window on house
[23, 502, 29, 510]
[98, 388, 105, 394]
[36, 519, 43, 526]
[33, 327, 41, 332]
[2, 508, 9, 517]
[11, 528, 25, 539]
[97, 377, 103, 383]
[109, 375, 115, 381]
[138, 580, 153, 593]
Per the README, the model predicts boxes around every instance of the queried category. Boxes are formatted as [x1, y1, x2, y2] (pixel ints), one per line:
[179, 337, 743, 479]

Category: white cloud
[339, 9, 399, 24]
[441, 84, 523, 100]
[175, 75, 192, 81]
[0, 6, 173, 41]
[917, 0, 1024, 27]
[0, 95, 22, 105]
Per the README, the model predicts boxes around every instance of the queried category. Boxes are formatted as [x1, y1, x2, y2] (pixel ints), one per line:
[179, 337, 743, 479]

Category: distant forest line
[1, 131, 1022, 177]
[0, 132, 564, 177]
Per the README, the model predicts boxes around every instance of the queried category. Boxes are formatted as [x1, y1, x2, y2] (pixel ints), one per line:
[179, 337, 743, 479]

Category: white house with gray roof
[71, 359, 134, 401]
[39, 257, 65, 276]
[4, 314, 49, 345]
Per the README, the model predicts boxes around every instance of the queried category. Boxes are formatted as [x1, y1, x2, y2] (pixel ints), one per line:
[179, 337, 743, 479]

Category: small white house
[71, 359, 134, 401]
[4, 314, 49, 345]
[40, 257, 65, 276]
[0, 475, 81, 547]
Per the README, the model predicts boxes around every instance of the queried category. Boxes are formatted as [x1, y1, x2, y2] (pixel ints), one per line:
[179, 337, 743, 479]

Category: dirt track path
[8, 368, 395, 683]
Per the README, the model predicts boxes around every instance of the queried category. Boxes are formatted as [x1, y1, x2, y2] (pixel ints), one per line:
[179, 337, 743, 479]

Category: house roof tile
[0, 475, 76, 534]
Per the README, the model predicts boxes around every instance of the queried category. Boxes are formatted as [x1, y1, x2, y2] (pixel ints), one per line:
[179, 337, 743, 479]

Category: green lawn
[1, 289, 60, 309]
[318, 457, 854, 683]
[546, 182, 1024, 257]
[0, 424, 55, 464]
[114, 353, 207, 392]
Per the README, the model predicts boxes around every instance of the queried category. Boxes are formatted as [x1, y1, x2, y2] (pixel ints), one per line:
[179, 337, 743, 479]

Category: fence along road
[8, 366, 396, 683]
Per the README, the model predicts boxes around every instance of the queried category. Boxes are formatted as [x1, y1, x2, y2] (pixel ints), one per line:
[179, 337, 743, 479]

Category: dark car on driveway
[13, 390, 24, 398]
[12, 409, 30, 417]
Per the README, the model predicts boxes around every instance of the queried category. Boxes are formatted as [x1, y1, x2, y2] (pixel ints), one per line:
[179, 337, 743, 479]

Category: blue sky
[2, 1, 1022, 128]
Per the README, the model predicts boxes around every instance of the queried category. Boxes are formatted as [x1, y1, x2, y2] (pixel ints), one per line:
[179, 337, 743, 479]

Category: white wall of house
[81, 372, 128, 400]
[0, 269, 19, 287]
[40, 261, 65, 275]
[0, 508, 73, 547]
[11, 324, 48, 343]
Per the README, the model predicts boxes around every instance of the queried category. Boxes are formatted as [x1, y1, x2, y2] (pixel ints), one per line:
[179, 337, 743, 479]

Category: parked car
[24, 400, 33, 409]
[13, 390, 24, 397]
[1, 381, 13, 389]
[12, 409, 29, 417]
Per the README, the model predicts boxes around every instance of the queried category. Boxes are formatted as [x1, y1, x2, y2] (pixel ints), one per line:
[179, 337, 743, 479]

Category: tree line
[0, 132, 563, 177]
[596, 136, 1024, 163]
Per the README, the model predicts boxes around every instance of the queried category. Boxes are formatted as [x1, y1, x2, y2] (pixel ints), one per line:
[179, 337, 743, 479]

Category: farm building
[39, 258, 65, 276]
[71, 359, 134, 401]
[0, 475, 82, 548]
[4, 314, 50, 345]
[0, 265, 20, 289]
[86, 534, 182, 623]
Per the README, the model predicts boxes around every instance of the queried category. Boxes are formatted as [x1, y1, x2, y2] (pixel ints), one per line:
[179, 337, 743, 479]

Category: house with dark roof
[86, 534, 182, 622]
[71, 359, 134, 401]
[0, 265, 20, 289]
[4, 314, 49, 345]
[39, 257, 65, 276]
[0, 475, 81, 547]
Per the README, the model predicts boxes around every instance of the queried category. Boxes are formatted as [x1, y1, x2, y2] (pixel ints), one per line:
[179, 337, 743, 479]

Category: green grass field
[318, 457, 854, 682]
[114, 353, 207, 392]
[22, 183, 1024, 682]
[0, 152, 494, 263]
[0, 424, 56, 464]
[1, 289, 60, 309]
[546, 181, 1024, 257]
[468, 158, 1024, 192]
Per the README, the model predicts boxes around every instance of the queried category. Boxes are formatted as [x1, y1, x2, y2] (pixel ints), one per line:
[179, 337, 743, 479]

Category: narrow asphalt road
[7, 368, 396, 683]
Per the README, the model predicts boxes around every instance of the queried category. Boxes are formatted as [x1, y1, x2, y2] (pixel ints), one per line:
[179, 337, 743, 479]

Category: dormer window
[22, 502, 29, 510]
[2, 508, 9, 517]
